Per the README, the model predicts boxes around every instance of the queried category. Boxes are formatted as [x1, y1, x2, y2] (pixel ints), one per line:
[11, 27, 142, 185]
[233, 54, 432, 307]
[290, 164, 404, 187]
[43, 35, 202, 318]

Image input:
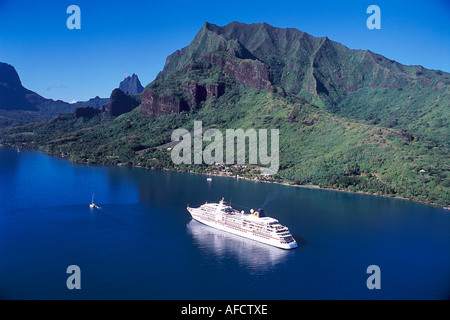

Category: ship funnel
[252, 208, 265, 218]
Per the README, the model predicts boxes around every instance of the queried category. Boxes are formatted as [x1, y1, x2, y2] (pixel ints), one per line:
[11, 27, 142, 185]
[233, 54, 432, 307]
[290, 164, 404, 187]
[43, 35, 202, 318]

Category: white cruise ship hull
[188, 208, 298, 250]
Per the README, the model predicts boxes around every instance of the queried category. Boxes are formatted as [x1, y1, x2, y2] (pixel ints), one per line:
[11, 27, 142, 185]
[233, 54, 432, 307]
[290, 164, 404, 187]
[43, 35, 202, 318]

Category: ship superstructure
[187, 198, 297, 249]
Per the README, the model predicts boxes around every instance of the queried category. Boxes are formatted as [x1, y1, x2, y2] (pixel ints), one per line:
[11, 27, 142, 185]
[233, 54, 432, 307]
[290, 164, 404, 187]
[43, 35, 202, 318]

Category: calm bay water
[0, 148, 448, 299]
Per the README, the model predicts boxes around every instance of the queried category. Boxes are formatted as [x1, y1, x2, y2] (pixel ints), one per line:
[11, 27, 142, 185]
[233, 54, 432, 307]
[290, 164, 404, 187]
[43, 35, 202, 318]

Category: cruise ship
[187, 198, 297, 249]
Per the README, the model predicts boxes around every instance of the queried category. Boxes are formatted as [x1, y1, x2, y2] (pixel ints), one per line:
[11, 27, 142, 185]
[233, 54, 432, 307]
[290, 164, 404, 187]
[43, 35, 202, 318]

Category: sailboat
[89, 193, 100, 209]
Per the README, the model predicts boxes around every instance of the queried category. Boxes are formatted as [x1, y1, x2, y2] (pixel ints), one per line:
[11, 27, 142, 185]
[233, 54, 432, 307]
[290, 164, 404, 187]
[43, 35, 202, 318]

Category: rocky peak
[119, 73, 144, 95]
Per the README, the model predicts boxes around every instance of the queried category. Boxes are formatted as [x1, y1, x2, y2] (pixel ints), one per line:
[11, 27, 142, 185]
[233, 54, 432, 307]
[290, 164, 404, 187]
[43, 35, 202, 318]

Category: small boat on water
[207, 177, 213, 181]
[89, 194, 100, 209]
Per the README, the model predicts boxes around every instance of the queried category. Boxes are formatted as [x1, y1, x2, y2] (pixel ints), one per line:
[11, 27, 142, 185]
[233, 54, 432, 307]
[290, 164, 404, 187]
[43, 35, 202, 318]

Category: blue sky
[0, 0, 449, 102]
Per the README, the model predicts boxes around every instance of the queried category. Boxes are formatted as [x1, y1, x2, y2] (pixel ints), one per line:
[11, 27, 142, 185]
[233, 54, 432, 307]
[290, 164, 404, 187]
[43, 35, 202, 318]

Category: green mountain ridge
[1, 21, 449, 206]
[157, 21, 449, 145]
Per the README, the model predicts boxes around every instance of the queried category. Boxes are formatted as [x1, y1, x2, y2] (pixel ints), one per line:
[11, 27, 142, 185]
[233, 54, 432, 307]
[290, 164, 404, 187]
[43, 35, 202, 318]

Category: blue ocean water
[0, 148, 448, 299]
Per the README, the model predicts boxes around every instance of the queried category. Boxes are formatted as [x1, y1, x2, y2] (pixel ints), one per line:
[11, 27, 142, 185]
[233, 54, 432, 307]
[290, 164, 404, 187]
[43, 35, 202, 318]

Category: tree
[344, 162, 360, 176]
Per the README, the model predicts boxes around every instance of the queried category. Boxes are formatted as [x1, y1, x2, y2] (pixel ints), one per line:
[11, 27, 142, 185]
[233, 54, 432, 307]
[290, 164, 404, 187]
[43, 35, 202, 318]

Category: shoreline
[3, 146, 447, 209]
[174, 165, 445, 209]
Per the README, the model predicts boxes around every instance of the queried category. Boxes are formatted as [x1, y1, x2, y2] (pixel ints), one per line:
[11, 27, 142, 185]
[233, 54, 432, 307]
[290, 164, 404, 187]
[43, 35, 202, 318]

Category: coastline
[2, 146, 447, 209]
[196, 170, 444, 208]
[160, 161, 445, 208]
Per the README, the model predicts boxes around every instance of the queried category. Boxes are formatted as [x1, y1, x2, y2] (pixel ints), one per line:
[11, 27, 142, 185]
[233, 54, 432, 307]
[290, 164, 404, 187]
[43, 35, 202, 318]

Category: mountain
[0, 62, 122, 128]
[1, 22, 448, 206]
[0, 62, 38, 111]
[0, 62, 83, 127]
[119, 73, 144, 95]
[71, 96, 109, 109]
[152, 21, 449, 145]
[0, 62, 76, 115]
[73, 88, 140, 118]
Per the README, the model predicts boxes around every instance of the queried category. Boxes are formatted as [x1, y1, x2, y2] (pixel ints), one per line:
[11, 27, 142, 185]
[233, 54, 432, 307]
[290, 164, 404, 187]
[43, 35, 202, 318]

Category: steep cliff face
[140, 90, 189, 117]
[141, 22, 449, 145]
[203, 53, 272, 91]
[104, 88, 139, 116]
[155, 22, 274, 93]
[157, 21, 448, 100]
[205, 83, 225, 99]
[141, 81, 224, 116]
[182, 82, 225, 109]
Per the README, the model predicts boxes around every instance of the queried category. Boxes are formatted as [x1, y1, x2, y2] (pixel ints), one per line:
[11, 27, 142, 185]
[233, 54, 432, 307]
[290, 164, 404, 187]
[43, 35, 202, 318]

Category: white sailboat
[89, 193, 100, 209]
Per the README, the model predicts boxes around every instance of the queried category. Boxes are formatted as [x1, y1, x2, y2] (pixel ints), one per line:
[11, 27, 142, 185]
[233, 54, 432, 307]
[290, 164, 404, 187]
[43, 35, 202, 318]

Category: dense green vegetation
[2, 84, 449, 206]
[1, 22, 448, 207]
[160, 22, 449, 147]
